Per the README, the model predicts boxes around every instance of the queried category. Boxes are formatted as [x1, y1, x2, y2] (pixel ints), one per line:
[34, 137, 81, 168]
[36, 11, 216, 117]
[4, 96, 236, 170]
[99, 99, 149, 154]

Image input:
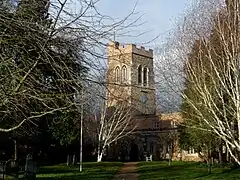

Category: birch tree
[96, 102, 136, 162]
[170, 0, 240, 164]
[154, 0, 240, 164]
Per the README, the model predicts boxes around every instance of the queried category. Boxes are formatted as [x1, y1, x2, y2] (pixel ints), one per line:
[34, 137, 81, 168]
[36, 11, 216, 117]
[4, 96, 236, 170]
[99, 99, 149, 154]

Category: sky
[96, 0, 195, 112]
[11, 0, 193, 46]
[96, 0, 194, 46]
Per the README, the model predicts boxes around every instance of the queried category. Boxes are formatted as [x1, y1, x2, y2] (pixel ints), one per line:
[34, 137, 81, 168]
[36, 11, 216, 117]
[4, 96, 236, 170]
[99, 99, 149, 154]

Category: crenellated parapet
[108, 41, 153, 58]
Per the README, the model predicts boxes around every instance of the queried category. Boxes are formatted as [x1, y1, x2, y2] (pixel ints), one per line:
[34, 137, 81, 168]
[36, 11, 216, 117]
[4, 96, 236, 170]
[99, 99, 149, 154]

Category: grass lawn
[19, 162, 122, 180]
[138, 161, 240, 180]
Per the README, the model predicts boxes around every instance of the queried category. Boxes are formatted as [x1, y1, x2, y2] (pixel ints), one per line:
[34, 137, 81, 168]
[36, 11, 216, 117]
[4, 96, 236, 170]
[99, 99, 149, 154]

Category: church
[106, 41, 201, 162]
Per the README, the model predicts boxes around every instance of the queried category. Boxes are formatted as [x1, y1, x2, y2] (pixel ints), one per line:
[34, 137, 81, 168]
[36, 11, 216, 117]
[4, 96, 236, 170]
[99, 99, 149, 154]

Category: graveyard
[24, 162, 122, 180]
[1, 160, 240, 179]
[0, 161, 121, 179]
[34, 161, 240, 180]
[3, 0, 240, 180]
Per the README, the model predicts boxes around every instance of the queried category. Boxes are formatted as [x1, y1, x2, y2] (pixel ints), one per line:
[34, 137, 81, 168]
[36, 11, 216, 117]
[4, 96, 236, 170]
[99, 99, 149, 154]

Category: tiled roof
[133, 112, 182, 131]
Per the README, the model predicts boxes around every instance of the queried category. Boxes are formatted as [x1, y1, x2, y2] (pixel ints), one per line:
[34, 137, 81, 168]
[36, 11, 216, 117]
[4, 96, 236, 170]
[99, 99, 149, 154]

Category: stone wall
[107, 41, 156, 114]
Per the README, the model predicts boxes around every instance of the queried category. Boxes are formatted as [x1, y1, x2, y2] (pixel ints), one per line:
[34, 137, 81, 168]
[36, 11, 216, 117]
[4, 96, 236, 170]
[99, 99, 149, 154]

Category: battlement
[108, 41, 153, 58]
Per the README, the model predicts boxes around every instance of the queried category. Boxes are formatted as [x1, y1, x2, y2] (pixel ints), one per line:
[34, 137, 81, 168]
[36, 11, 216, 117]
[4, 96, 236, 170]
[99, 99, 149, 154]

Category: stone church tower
[107, 41, 156, 115]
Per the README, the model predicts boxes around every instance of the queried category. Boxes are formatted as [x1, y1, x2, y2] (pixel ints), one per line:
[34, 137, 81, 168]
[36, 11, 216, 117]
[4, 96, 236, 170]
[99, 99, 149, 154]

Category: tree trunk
[97, 142, 106, 162]
[13, 139, 17, 161]
[67, 154, 70, 166]
[168, 149, 172, 166]
[207, 156, 213, 174]
[72, 154, 76, 165]
[168, 157, 172, 166]
[226, 148, 230, 162]
[207, 142, 212, 174]
[207, 158, 211, 174]
[97, 143, 101, 162]
[168, 143, 173, 166]
[97, 152, 103, 162]
[218, 148, 222, 167]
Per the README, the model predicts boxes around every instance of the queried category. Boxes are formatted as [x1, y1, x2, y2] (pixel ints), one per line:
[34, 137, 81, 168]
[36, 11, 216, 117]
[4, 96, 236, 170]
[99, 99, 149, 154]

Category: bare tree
[167, 129, 179, 166]
[154, 0, 240, 164]
[182, 0, 240, 165]
[156, 122, 179, 165]
[96, 101, 136, 162]
[154, 0, 224, 112]
[0, 0, 139, 133]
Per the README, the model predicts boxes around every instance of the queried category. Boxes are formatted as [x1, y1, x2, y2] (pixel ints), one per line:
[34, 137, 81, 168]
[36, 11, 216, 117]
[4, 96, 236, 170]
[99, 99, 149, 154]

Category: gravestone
[24, 154, 37, 180]
[0, 161, 5, 179]
[6, 160, 19, 179]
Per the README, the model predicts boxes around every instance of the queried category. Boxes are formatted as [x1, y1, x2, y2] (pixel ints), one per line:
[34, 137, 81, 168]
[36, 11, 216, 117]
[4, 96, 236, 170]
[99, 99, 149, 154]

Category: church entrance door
[130, 143, 139, 162]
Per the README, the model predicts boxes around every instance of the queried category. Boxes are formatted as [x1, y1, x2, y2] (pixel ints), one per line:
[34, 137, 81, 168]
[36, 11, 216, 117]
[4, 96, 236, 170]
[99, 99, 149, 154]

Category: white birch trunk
[95, 100, 136, 162]
[97, 152, 103, 162]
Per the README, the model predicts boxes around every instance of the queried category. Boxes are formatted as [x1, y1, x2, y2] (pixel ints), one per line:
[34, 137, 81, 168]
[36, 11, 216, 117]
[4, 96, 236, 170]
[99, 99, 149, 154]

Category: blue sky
[96, 0, 194, 112]
[97, 0, 193, 46]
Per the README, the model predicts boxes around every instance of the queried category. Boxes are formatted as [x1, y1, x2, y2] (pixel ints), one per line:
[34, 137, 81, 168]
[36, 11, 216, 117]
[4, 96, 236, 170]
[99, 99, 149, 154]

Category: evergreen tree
[0, 0, 86, 133]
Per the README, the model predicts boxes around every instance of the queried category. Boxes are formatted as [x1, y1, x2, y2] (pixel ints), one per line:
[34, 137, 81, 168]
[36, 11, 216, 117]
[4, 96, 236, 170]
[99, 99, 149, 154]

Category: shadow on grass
[138, 161, 240, 180]
[35, 173, 115, 180]
[138, 161, 196, 173]
[23, 162, 122, 180]
[39, 162, 121, 173]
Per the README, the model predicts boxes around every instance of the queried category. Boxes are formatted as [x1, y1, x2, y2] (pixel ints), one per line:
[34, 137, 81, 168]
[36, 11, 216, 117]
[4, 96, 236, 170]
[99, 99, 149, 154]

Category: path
[113, 162, 139, 180]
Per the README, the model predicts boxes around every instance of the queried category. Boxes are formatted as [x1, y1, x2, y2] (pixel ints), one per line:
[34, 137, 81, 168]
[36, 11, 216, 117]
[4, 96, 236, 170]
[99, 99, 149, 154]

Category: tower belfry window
[138, 65, 142, 84]
[122, 65, 127, 83]
[143, 67, 148, 86]
[115, 66, 120, 83]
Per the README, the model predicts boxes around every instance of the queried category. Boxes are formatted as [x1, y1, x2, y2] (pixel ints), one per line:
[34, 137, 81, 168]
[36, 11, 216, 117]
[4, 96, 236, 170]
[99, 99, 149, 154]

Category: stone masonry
[107, 41, 156, 115]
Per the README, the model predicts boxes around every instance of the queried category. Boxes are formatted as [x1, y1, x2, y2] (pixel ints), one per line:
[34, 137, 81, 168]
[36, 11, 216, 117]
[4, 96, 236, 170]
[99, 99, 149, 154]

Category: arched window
[122, 65, 127, 83]
[143, 67, 148, 86]
[138, 65, 142, 84]
[115, 66, 120, 83]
